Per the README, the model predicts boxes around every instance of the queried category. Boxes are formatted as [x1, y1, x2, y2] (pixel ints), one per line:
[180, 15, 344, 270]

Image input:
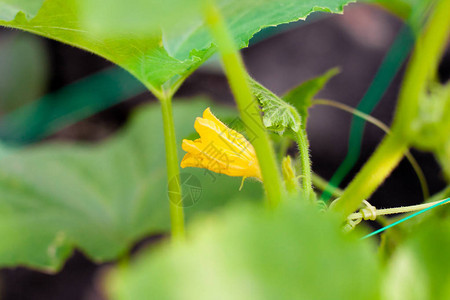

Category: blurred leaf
[0, 99, 262, 271]
[283, 68, 339, 129]
[382, 218, 450, 300]
[0, 0, 44, 21]
[410, 83, 450, 181]
[382, 248, 429, 300]
[0, 32, 49, 113]
[108, 202, 381, 300]
[249, 77, 301, 134]
[410, 83, 450, 149]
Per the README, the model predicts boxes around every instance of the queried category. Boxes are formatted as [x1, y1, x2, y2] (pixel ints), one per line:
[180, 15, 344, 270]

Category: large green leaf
[1, 0, 354, 95]
[80, 0, 354, 61]
[108, 202, 381, 300]
[0, 99, 262, 271]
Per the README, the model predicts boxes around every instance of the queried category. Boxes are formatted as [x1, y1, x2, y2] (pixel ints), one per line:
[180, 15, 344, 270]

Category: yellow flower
[181, 108, 262, 181]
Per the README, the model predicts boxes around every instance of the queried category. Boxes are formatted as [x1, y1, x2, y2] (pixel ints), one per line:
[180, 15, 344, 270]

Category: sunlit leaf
[79, 0, 355, 61]
[0, 99, 262, 271]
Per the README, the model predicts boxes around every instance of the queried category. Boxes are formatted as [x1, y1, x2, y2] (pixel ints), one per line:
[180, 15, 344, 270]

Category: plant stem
[204, 1, 284, 209]
[332, 0, 450, 219]
[332, 135, 408, 218]
[294, 129, 313, 202]
[158, 92, 185, 241]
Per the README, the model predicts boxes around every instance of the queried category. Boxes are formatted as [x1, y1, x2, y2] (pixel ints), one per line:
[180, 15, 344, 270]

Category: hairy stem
[204, 1, 285, 208]
[294, 129, 313, 202]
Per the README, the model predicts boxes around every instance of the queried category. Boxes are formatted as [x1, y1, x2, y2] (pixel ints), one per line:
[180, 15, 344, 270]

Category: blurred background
[0, 2, 448, 299]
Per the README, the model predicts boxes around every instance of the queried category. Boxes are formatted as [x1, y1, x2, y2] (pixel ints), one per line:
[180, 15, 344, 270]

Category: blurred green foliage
[108, 202, 381, 300]
[410, 83, 450, 182]
[0, 99, 262, 271]
[382, 218, 450, 300]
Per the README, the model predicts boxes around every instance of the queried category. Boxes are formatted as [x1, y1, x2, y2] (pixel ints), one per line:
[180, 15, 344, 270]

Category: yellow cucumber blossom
[181, 108, 262, 181]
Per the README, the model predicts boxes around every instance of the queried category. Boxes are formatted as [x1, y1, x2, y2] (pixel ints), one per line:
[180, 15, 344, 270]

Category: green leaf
[0, 0, 44, 21]
[410, 83, 450, 181]
[1, 0, 352, 95]
[248, 77, 301, 134]
[410, 83, 450, 149]
[79, 0, 355, 61]
[283, 68, 339, 129]
[163, 0, 355, 61]
[108, 202, 381, 300]
[382, 218, 450, 300]
[0, 99, 262, 271]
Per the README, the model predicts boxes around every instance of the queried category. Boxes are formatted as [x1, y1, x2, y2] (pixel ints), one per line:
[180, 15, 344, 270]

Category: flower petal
[181, 108, 262, 181]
